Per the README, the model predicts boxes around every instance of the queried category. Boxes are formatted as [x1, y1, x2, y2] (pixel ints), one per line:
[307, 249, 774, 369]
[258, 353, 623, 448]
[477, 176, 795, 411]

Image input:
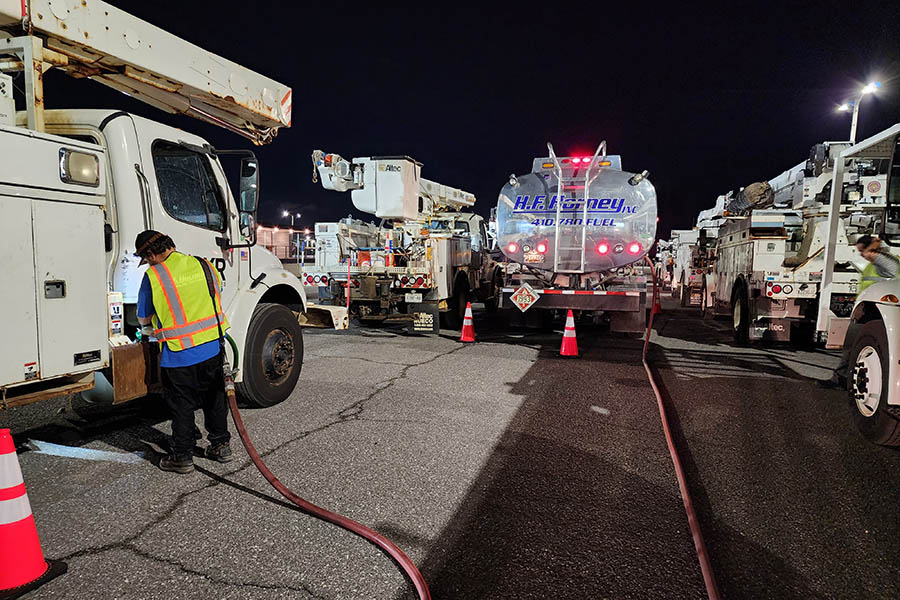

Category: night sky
[29, 2, 900, 237]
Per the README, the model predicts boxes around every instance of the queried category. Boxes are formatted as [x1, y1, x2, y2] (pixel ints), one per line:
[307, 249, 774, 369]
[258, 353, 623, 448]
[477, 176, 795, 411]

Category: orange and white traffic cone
[560, 310, 578, 357]
[459, 302, 475, 342]
[0, 429, 67, 598]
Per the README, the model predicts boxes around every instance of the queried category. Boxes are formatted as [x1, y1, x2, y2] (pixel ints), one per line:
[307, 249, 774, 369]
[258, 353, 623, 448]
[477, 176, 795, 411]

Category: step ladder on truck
[817, 123, 900, 445]
[495, 142, 657, 333]
[0, 0, 337, 410]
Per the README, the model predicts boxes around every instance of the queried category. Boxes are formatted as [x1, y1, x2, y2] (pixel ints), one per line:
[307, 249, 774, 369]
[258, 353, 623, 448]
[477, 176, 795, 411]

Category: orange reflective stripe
[159, 262, 188, 324]
[147, 268, 180, 327]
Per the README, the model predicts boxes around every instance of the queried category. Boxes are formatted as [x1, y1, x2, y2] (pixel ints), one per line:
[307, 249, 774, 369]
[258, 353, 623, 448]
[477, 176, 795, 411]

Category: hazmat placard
[510, 283, 539, 312]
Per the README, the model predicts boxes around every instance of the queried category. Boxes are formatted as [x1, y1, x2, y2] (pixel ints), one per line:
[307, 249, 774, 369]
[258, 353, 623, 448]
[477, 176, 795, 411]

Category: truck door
[142, 136, 240, 310]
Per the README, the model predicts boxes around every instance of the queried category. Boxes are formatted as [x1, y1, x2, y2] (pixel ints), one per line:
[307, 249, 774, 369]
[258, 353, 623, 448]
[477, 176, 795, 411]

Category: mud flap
[299, 304, 350, 330]
[407, 303, 440, 335]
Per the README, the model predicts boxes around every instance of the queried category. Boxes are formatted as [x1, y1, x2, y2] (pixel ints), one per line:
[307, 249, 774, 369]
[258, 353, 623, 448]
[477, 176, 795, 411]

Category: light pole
[838, 81, 881, 144]
[282, 211, 301, 261]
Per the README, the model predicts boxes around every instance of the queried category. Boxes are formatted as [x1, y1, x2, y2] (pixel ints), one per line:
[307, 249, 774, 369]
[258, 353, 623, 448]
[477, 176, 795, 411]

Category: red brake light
[627, 242, 642, 255]
[536, 242, 547, 254]
[572, 157, 582, 164]
[772, 284, 782, 293]
[306, 275, 314, 283]
[416, 277, 424, 286]
[507, 242, 519, 253]
[401, 276, 409, 285]
[321, 276, 328, 284]
[596, 242, 610, 255]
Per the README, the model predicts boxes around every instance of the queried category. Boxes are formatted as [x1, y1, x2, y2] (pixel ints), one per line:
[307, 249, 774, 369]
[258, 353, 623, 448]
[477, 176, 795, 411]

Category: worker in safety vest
[134, 230, 232, 473]
[856, 234, 900, 292]
[817, 235, 899, 389]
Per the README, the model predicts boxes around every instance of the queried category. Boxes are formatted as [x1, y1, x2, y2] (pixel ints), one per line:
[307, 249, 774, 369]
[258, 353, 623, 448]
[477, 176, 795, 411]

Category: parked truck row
[658, 126, 900, 445]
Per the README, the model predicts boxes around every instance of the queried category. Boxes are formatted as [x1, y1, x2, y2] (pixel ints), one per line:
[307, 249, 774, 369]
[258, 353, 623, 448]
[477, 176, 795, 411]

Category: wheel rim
[853, 345, 883, 417]
[261, 328, 295, 386]
[733, 302, 741, 330]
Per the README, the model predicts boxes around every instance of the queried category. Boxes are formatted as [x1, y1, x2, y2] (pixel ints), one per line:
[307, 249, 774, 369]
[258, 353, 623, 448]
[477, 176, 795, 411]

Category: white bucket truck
[0, 0, 311, 409]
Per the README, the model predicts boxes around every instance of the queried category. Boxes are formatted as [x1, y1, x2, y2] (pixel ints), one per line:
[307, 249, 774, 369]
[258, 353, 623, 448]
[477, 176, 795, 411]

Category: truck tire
[849, 319, 900, 446]
[679, 275, 688, 307]
[700, 279, 712, 319]
[237, 303, 304, 408]
[441, 283, 469, 330]
[483, 270, 502, 314]
[732, 285, 750, 345]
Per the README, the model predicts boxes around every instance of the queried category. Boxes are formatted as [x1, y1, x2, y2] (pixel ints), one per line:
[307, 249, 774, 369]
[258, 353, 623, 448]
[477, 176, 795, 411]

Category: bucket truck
[703, 141, 888, 344]
[0, 0, 318, 409]
[310, 151, 502, 333]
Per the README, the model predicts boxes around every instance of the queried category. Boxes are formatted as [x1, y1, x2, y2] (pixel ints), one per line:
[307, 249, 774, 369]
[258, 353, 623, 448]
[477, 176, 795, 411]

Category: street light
[837, 81, 881, 144]
[282, 211, 302, 261]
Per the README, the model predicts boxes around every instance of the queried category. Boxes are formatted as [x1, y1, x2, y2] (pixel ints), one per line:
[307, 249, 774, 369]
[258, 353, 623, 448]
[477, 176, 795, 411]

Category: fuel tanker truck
[496, 142, 657, 332]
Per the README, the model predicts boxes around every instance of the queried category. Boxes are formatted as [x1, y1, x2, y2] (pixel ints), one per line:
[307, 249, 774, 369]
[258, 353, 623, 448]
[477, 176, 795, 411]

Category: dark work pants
[161, 354, 231, 457]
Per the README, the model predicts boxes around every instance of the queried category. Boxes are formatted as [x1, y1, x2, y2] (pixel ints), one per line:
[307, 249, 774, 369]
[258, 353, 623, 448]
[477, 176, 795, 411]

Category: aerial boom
[0, 0, 291, 143]
[312, 150, 475, 221]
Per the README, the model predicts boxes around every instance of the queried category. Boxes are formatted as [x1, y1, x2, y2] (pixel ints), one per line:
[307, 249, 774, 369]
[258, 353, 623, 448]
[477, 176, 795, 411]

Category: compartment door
[0, 197, 39, 386]
[32, 201, 109, 378]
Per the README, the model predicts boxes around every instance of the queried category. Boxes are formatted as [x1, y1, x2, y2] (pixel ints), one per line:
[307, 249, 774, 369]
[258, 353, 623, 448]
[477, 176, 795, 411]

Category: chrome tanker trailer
[496, 142, 657, 332]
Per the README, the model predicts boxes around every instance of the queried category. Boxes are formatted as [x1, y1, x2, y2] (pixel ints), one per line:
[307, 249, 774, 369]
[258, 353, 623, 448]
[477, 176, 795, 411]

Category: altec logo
[513, 195, 635, 214]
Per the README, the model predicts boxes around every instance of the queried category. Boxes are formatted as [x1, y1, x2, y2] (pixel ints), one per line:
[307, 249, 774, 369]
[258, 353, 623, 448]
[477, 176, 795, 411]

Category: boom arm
[0, 0, 291, 144]
[312, 150, 475, 221]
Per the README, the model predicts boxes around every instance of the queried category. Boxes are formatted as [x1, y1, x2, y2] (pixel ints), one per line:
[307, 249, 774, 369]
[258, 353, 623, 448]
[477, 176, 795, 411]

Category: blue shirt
[137, 272, 221, 368]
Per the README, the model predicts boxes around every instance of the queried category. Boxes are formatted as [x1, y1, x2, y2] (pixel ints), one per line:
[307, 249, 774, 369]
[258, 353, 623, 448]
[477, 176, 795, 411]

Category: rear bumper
[500, 288, 644, 312]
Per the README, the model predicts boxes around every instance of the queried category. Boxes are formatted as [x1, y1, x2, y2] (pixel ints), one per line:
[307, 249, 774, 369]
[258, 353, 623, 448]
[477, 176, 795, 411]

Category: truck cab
[0, 1, 307, 409]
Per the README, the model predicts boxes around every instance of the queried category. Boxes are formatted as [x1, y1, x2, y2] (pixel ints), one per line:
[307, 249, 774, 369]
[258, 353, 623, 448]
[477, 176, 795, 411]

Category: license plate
[405, 292, 423, 303]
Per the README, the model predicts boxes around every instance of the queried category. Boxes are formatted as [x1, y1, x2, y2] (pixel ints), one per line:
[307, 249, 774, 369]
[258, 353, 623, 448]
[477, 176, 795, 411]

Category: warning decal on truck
[510, 283, 539, 312]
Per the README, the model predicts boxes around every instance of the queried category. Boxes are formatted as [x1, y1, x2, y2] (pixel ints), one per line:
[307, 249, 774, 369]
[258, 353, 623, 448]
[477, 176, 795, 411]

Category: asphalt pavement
[5, 300, 898, 599]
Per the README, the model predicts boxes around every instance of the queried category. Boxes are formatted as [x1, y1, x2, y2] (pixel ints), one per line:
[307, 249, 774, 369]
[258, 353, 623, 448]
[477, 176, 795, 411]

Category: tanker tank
[496, 146, 657, 274]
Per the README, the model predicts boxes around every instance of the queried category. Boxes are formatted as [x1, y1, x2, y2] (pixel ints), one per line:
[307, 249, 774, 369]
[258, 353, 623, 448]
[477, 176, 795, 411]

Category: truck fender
[850, 300, 900, 407]
[226, 265, 307, 384]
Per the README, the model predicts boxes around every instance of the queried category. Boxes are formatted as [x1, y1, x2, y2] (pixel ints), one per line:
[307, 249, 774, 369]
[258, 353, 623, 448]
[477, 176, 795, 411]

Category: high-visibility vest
[859, 252, 900, 293]
[146, 252, 230, 352]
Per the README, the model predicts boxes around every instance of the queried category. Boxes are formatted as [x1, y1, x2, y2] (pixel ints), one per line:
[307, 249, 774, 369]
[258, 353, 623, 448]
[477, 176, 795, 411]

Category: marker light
[536, 242, 548, 254]
[507, 242, 519, 253]
[596, 242, 610, 255]
[627, 242, 643, 255]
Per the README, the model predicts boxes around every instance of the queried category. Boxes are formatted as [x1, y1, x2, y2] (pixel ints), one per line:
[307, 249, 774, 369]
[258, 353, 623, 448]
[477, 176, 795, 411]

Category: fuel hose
[222, 334, 431, 600]
[642, 257, 720, 600]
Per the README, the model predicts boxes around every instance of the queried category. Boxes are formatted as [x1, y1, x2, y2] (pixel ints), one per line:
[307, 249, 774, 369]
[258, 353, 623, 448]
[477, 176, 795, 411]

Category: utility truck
[0, 0, 313, 409]
[495, 142, 656, 333]
[669, 228, 712, 307]
[309, 151, 502, 332]
[702, 141, 888, 344]
[817, 124, 900, 445]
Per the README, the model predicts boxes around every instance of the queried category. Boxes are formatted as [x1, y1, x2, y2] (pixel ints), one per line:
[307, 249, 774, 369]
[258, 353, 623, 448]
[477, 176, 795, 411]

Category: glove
[138, 325, 156, 341]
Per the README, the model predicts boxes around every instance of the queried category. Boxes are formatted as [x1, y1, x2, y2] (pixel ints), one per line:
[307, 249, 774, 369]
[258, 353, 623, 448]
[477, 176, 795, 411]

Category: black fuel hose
[222, 334, 431, 600]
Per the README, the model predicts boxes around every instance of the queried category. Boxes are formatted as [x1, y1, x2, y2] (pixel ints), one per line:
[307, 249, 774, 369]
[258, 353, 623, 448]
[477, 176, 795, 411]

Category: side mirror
[240, 213, 257, 244]
[239, 157, 259, 213]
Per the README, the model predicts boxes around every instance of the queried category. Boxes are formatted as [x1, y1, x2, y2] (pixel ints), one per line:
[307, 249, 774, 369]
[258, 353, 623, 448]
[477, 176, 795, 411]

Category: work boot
[205, 442, 234, 463]
[159, 454, 195, 474]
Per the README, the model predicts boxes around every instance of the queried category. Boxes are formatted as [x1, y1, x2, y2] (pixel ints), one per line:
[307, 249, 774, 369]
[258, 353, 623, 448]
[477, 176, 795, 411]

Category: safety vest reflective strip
[147, 264, 195, 349]
[154, 312, 226, 341]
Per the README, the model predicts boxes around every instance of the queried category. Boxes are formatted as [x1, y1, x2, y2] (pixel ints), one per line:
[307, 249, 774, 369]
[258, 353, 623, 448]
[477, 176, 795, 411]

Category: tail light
[536, 242, 548, 254]
[627, 242, 642, 255]
[306, 275, 314, 284]
[416, 276, 424, 286]
[596, 242, 610, 255]
[507, 242, 519, 253]
[772, 284, 782, 293]
[401, 276, 409, 285]
[321, 276, 328, 285]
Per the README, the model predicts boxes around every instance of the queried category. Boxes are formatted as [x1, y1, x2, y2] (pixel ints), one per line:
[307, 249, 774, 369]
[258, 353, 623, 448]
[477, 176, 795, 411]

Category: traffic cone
[560, 310, 578, 357]
[460, 302, 475, 342]
[0, 429, 67, 599]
